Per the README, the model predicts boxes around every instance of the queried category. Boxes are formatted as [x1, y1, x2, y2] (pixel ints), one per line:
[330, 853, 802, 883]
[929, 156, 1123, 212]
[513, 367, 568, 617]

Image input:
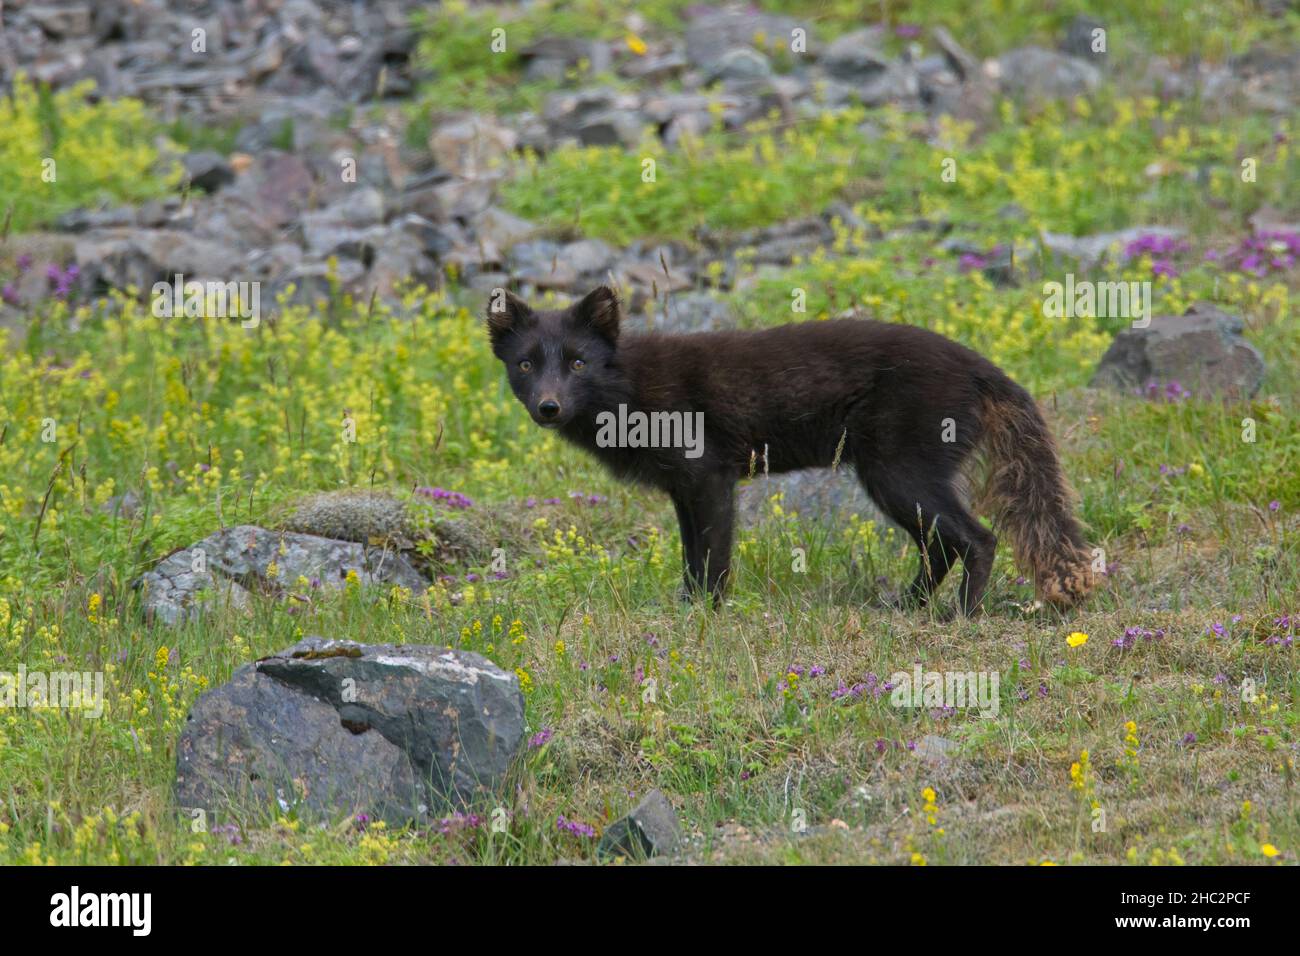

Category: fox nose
[538, 399, 561, 420]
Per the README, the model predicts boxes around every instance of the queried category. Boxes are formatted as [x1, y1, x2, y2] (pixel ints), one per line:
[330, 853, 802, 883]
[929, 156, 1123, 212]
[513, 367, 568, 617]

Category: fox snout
[535, 397, 563, 426]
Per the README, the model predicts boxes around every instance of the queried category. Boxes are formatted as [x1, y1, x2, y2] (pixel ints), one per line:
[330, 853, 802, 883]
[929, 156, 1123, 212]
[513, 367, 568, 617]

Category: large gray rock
[175, 636, 526, 824]
[474, 207, 538, 251]
[24, 2, 94, 38]
[299, 187, 386, 234]
[1091, 303, 1266, 399]
[138, 524, 426, 625]
[270, 258, 368, 307]
[853, 61, 921, 109]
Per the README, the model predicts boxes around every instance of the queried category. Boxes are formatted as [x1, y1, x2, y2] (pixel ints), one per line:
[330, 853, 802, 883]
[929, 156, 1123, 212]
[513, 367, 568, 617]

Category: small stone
[429, 116, 517, 178]
[706, 47, 773, 84]
[560, 238, 616, 276]
[1060, 15, 1108, 61]
[821, 28, 890, 82]
[914, 734, 960, 763]
[182, 151, 235, 193]
[627, 291, 733, 334]
[597, 790, 681, 860]
[996, 46, 1100, 102]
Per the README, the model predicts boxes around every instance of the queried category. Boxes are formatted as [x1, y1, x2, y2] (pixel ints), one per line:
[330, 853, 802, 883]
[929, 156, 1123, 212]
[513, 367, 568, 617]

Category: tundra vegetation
[0, 0, 1296, 864]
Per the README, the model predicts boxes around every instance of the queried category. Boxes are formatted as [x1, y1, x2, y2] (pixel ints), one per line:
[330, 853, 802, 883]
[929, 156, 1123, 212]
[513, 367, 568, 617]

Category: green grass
[410, 0, 679, 116]
[407, 0, 1300, 121]
[0, 75, 179, 233]
[1, 0, 1298, 867]
[503, 110, 878, 244]
[777, 0, 1300, 60]
[501, 97, 1297, 245]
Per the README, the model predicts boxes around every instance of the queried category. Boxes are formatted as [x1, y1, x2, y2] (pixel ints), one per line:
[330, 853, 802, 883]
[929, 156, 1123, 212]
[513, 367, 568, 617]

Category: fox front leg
[690, 476, 735, 606]
[672, 492, 706, 600]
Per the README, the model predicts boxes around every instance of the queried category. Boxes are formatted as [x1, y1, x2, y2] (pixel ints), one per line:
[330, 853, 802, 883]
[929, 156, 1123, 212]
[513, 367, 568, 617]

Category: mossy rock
[276, 489, 497, 572]
[280, 489, 416, 546]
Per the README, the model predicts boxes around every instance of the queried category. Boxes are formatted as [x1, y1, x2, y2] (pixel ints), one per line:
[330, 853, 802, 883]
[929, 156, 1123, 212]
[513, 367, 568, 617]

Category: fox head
[486, 285, 623, 430]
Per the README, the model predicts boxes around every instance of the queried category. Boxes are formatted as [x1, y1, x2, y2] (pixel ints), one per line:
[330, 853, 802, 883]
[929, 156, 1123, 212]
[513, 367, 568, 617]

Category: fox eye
[571, 358, 586, 371]
[518, 360, 532, 372]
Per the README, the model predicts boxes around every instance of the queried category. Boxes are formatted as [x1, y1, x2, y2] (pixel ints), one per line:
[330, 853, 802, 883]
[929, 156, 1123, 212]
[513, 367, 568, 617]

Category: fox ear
[571, 285, 620, 344]
[485, 288, 533, 347]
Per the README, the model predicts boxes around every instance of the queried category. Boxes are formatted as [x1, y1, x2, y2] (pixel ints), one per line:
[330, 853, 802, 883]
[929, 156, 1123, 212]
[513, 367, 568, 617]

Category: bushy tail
[975, 390, 1094, 607]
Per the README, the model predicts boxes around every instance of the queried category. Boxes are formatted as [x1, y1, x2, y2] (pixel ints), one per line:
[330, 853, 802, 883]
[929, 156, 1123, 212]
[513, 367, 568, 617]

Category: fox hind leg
[856, 462, 996, 615]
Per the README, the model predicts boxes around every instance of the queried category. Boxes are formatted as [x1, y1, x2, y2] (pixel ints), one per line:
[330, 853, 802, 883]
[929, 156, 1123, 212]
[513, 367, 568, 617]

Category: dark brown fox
[487, 285, 1093, 614]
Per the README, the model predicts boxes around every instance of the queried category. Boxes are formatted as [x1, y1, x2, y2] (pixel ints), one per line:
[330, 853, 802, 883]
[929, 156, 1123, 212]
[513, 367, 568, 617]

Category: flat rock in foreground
[175, 637, 526, 825]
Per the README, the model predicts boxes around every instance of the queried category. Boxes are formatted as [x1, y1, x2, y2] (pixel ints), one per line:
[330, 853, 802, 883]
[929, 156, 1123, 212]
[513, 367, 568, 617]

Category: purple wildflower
[415, 486, 473, 509]
[1143, 380, 1191, 403]
[434, 812, 483, 836]
[1213, 230, 1300, 277]
[555, 815, 597, 839]
[211, 823, 243, 845]
[1122, 234, 1189, 276]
